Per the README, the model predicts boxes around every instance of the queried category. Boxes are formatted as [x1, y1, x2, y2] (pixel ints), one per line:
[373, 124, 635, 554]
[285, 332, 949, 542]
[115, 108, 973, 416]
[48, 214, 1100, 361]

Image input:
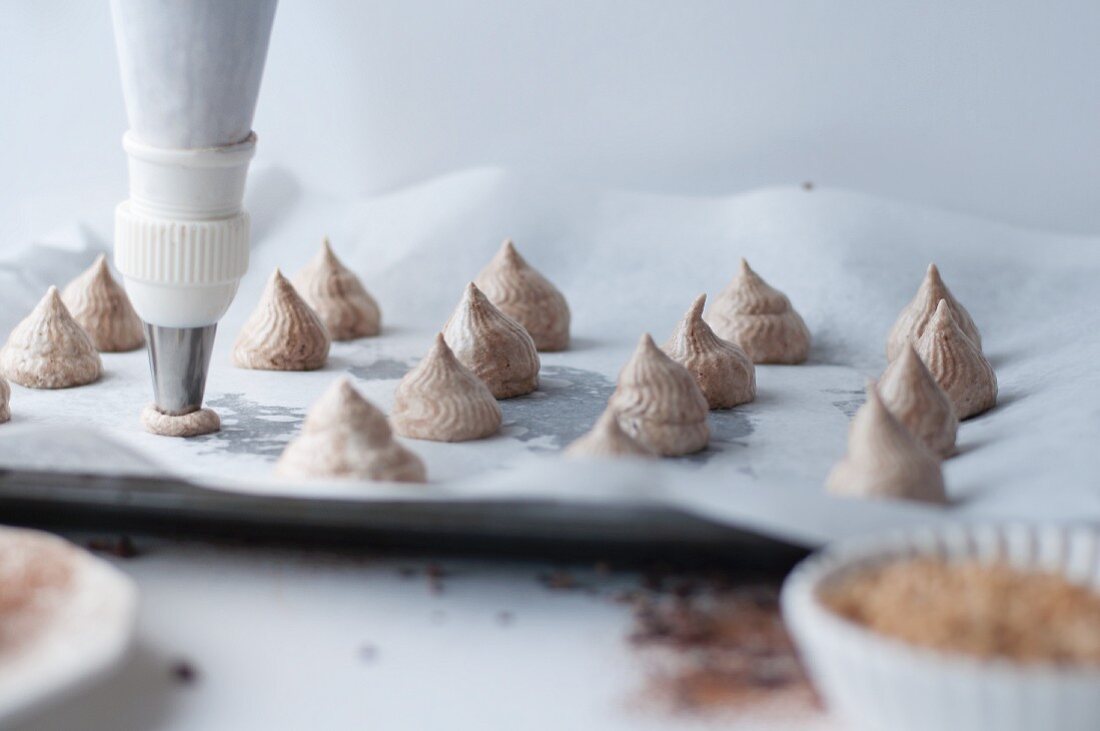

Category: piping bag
[110, 0, 278, 415]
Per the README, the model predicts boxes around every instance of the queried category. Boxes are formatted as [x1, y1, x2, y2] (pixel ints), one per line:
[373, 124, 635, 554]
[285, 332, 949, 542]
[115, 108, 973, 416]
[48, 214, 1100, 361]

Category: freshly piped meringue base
[141, 405, 220, 437]
[0, 377, 9, 424]
[0, 287, 102, 389]
[474, 239, 570, 351]
[292, 238, 381, 341]
[277, 378, 426, 483]
[887, 263, 981, 360]
[825, 383, 946, 504]
[233, 269, 331, 371]
[609, 334, 709, 457]
[565, 408, 655, 459]
[879, 344, 957, 458]
[392, 334, 502, 442]
[61, 255, 144, 352]
[664, 294, 755, 409]
[915, 299, 997, 420]
[705, 259, 811, 364]
[442, 283, 540, 399]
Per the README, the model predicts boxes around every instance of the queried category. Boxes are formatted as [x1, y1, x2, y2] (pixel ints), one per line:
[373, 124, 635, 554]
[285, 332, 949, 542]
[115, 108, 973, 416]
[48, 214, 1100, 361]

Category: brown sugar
[820, 557, 1100, 666]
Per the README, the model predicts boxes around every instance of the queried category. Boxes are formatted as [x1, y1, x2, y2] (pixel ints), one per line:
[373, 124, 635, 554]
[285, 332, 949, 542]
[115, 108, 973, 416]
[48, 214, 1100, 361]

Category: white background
[1, 0, 1098, 252]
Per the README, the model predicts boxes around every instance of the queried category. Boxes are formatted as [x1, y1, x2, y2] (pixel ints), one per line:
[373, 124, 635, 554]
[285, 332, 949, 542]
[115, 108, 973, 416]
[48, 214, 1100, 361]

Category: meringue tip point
[738, 257, 751, 274]
[688, 293, 707, 318]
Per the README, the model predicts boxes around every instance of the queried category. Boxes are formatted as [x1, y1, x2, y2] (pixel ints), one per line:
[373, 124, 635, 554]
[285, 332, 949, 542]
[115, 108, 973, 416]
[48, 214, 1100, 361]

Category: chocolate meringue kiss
[878, 344, 957, 458]
[915, 299, 997, 420]
[887, 263, 981, 360]
[0, 287, 102, 389]
[565, 407, 655, 459]
[608, 334, 709, 457]
[442, 283, 540, 399]
[664, 294, 755, 409]
[141, 405, 220, 438]
[233, 269, 331, 371]
[391, 334, 502, 442]
[60, 254, 144, 352]
[704, 259, 811, 364]
[292, 238, 381, 341]
[474, 239, 570, 351]
[825, 382, 947, 505]
[277, 377, 426, 483]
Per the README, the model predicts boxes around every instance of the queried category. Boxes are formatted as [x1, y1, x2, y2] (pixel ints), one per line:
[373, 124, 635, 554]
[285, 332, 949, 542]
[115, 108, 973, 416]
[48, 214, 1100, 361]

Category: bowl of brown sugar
[782, 523, 1100, 731]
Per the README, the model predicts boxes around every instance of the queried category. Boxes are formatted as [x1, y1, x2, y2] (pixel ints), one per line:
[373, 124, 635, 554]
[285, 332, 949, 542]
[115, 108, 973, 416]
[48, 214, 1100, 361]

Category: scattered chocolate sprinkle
[627, 573, 820, 719]
[170, 660, 198, 685]
[802, 181, 814, 191]
[425, 563, 448, 595]
[496, 611, 514, 626]
[85, 535, 139, 559]
[538, 570, 580, 590]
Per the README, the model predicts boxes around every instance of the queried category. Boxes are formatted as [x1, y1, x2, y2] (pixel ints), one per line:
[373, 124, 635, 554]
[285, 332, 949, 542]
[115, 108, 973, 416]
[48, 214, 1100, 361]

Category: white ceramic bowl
[781, 523, 1100, 731]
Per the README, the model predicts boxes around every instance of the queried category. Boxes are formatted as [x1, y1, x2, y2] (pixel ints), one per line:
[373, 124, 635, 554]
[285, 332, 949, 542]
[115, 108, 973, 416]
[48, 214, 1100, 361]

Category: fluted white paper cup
[781, 523, 1100, 731]
[110, 0, 277, 149]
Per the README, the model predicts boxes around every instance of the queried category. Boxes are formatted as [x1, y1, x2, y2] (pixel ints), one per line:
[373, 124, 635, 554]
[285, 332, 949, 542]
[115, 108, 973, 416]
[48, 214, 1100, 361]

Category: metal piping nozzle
[144, 324, 217, 416]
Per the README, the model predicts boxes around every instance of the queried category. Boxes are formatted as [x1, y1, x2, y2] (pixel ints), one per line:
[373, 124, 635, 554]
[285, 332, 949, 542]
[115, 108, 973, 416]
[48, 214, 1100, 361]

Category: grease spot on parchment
[195, 393, 305, 457]
[824, 387, 864, 419]
[347, 357, 417, 381]
[500, 366, 615, 449]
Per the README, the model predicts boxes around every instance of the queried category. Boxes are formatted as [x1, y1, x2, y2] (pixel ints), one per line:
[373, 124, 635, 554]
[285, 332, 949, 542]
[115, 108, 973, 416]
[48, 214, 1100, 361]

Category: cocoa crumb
[496, 611, 514, 626]
[802, 181, 814, 191]
[86, 535, 139, 559]
[170, 660, 198, 685]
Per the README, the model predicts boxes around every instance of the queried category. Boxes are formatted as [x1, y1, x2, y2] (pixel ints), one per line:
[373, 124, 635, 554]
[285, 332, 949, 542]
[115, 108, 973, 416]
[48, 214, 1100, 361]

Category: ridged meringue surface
[704, 259, 811, 364]
[608, 333, 709, 457]
[233, 269, 331, 371]
[663, 294, 756, 409]
[915, 299, 997, 420]
[825, 383, 947, 504]
[60, 254, 144, 352]
[474, 239, 570, 351]
[141, 405, 220, 437]
[878, 344, 957, 458]
[887, 263, 981, 360]
[0, 377, 9, 424]
[564, 407, 655, 459]
[292, 238, 381, 341]
[442, 283, 540, 399]
[391, 333, 502, 442]
[0, 287, 102, 389]
[276, 377, 426, 483]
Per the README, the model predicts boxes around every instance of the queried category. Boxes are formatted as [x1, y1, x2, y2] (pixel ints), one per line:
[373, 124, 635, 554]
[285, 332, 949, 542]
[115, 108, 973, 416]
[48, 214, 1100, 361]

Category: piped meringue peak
[0, 286, 102, 389]
[608, 333, 709, 457]
[474, 239, 570, 351]
[60, 254, 144, 352]
[915, 299, 997, 420]
[141, 405, 220, 438]
[565, 407, 656, 460]
[663, 294, 756, 409]
[878, 344, 957, 458]
[292, 238, 381, 341]
[391, 333, 502, 442]
[442, 282, 540, 399]
[276, 377, 426, 483]
[232, 269, 331, 371]
[825, 382, 947, 505]
[887, 263, 981, 360]
[704, 258, 811, 364]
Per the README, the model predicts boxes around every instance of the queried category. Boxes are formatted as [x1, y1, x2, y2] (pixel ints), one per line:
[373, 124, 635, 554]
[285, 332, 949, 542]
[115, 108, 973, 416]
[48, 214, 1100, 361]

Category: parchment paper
[0, 166, 1096, 547]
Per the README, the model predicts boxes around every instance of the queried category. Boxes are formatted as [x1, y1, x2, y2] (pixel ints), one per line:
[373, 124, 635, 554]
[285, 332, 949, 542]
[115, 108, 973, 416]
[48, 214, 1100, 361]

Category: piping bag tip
[144, 324, 217, 416]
